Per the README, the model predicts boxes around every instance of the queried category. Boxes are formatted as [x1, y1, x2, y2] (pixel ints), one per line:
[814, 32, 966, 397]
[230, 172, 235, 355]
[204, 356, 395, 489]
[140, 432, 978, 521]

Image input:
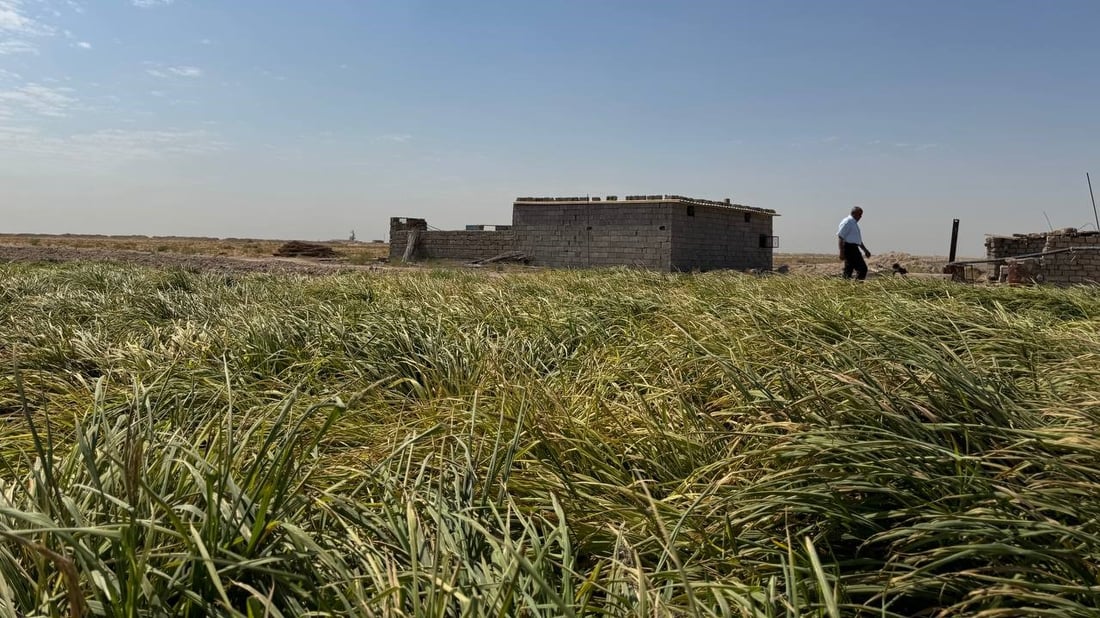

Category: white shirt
[837, 215, 862, 245]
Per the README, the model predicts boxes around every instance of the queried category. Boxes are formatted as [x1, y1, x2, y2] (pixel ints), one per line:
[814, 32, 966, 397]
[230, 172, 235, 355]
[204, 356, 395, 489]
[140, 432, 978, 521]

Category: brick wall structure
[389, 195, 778, 272]
[1040, 230, 1100, 284]
[985, 229, 1100, 284]
[513, 196, 776, 271]
[389, 217, 514, 262]
[985, 234, 1047, 261]
[669, 202, 774, 271]
[512, 201, 673, 269]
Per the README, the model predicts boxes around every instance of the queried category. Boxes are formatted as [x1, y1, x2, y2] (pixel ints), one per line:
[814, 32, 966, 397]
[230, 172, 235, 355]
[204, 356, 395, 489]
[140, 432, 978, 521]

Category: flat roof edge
[513, 198, 777, 215]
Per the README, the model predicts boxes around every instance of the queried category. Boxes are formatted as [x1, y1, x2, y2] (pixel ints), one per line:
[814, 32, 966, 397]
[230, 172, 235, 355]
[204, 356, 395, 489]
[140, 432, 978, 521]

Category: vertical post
[948, 219, 960, 263]
[402, 229, 421, 263]
[1088, 173, 1099, 231]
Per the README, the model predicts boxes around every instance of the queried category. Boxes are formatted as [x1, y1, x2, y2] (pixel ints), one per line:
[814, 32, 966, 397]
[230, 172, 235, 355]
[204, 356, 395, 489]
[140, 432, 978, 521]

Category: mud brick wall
[388, 217, 513, 262]
[513, 202, 673, 269]
[670, 204, 774, 271]
[1040, 231, 1100, 284]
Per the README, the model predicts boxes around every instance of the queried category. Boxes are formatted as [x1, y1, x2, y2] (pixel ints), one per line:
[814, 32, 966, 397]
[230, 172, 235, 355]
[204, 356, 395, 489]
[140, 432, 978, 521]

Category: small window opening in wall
[659, 225, 666, 230]
[687, 205, 695, 217]
[586, 226, 592, 231]
[744, 213, 751, 223]
[759, 235, 779, 249]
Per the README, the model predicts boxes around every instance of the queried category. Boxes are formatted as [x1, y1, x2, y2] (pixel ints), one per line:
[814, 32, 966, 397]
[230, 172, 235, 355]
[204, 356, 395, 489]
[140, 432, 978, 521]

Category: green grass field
[1, 262, 1098, 617]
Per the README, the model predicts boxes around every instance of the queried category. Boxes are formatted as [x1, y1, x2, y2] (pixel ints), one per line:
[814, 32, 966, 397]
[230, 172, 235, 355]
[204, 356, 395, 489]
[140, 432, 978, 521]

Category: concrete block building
[390, 195, 778, 272]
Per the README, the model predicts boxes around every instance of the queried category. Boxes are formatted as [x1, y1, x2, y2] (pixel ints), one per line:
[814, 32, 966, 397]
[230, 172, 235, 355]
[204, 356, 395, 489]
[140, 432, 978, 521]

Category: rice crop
[0, 262, 1098, 617]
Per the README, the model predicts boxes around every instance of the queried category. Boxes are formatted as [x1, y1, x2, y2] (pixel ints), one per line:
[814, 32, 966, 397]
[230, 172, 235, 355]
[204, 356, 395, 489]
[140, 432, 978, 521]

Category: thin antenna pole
[1089, 173, 1099, 231]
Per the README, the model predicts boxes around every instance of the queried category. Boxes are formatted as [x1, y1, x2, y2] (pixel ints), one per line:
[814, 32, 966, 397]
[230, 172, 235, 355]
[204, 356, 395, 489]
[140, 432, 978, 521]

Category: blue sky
[1, 0, 1098, 255]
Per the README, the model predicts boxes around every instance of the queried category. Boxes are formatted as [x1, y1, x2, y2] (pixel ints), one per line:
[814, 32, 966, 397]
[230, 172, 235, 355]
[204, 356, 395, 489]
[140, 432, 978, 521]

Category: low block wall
[1041, 231, 1100, 284]
[400, 230, 514, 262]
[985, 233, 1046, 281]
[388, 219, 514, 262]
[986, 229, 1100, 284]
[986, 234, 1047, 260]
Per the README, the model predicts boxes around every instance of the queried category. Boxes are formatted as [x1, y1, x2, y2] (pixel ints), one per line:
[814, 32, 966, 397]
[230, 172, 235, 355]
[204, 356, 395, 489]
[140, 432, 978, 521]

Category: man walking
[838, 206, 871, 280]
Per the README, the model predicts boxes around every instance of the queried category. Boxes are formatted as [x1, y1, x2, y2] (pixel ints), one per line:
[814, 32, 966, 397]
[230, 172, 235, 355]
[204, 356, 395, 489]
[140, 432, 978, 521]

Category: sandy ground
[0, 239, 979, 279]
[777, 251, 986, 280]
[0, 244, 379, 275]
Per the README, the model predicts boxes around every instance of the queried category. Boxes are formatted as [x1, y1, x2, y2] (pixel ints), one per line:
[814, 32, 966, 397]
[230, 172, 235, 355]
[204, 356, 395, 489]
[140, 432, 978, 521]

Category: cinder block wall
[391, 198, 777, 271]
[415, 231, 514, 261]
[513, 203, 672, 269]
[985, 230, 1100, 284]
[1041, 231, 1100, 284]
[388, 217, 428, 261]
[670, 204, 774, 271]
[986, 234, 1047, 260]
[389, 217, 513, 262]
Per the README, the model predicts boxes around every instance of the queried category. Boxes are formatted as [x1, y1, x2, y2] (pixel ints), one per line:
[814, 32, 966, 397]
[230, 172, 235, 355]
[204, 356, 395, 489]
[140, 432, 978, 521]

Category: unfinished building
[389, 218, 514, 263]
[985, 228, 1100, 284]
[390, 195, 778, 272]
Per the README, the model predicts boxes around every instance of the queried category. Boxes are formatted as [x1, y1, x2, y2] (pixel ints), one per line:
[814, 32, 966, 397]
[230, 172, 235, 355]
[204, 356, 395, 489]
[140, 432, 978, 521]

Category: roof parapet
[513, 194, 777, 215]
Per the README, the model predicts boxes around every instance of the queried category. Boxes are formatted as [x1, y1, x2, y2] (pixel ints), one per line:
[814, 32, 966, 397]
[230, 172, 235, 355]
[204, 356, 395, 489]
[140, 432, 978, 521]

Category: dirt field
[777, 251, 985, 279]
[0, 234, 978, 278]
[0, 234, 388, 261]
[0, 234, 389, 274]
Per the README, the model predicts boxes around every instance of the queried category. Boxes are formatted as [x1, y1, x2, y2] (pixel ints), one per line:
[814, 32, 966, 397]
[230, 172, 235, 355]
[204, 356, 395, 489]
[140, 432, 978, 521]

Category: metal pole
[948, 219, 960, 263]
[1089, 173, 1099, 231]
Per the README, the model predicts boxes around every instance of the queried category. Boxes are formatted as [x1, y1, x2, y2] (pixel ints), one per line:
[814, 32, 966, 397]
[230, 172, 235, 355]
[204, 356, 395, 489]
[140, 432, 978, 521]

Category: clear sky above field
[2, 0, 1099, 255]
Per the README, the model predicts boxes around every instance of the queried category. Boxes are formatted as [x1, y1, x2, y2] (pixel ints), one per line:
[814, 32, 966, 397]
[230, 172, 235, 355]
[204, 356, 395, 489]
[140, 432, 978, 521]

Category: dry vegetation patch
[0, 233, 390, 271]
[778, 251, 987, 278]
[0, 263, 1097, 616]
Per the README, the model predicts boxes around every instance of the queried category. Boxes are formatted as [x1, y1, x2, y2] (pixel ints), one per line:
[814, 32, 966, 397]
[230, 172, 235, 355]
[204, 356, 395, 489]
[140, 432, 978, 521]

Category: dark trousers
[843, 243, 868, 280]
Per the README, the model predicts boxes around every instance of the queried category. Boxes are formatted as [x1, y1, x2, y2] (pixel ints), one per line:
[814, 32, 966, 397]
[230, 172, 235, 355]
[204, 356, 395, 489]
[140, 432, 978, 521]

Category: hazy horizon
[2, 1, 1099, 257]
